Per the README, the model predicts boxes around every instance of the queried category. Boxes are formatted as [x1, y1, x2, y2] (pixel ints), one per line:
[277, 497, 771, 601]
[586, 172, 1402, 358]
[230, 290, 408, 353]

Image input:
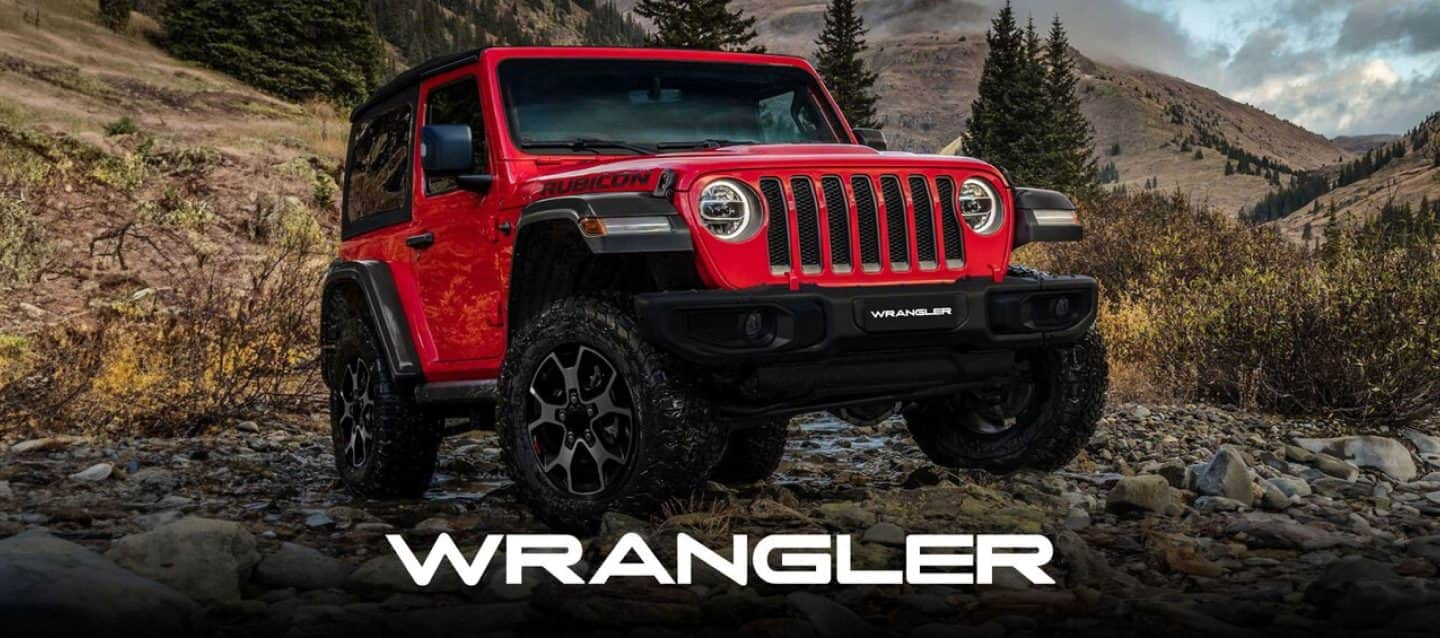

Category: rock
[19, 301, 46, 318]
[304, 511, 335, 528]
[1150, 533, 1224, 578]
[787, 592, 872, 638]
[236, 420, 260, 433]
[1284, 444, 1315, 463]
[129, 467, 180, 492]
[348, 554, 465, 594]
[1260, 480, 1295, 510]
[533, 582, 700, 626]
[105, 517, 260, 604]
[412, 516, 454, 534]
[860, 521, 906, 546]
[1225, 513, 1344, 550]
[255, 543, 349, 591]
[1403, 428, 1440, 454]
[1266, 476, 1312, 499]
[0, 480, 12, 498]
[912, 622, 1005, 638]
[1406, 535, 1440, 563]
[1194, 496, 1249, 512]
[816, 501, 877, 528]
[1130, 405, 1152, 419]
[1063, 507, 1091, 530]
[134, 510, 183, 530]
[1194, 447, 1254, 506]
[1106, 475, 1179, 515]
[10, 436, 81, 454]
[0, 530, 200, 635]
[1312, 453, 1360, 481]
[1311, 478, 1372, 499]
[1295, 436, 1418, 481]
[70, 462, 114, 482]
[902, 465, 945, 488]
[1157, 459, 1188, 489]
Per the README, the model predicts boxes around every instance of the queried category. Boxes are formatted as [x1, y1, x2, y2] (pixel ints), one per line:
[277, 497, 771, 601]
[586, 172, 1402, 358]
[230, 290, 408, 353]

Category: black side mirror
[853, 128, 888, 151]
[422, 124, 492, 194]
[421, 124, 474, 175]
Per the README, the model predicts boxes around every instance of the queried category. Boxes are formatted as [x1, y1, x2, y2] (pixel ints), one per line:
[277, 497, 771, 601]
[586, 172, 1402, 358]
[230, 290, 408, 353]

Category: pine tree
[813, 0, 880, 129]
[961, 2, 1024, 175]
[163, 0, 384, 106]
[635, 0, 763, 52]
[98, 0, 130, 32]
[1039, 15, 1096, 196]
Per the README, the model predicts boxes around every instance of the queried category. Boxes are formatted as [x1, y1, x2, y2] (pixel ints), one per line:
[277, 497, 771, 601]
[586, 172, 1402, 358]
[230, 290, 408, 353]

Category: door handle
[406, 232, 435, 249]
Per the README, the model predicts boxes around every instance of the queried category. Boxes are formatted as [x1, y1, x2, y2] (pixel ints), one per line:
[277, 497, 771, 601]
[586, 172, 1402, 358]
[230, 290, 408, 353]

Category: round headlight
[697, 179, 761, 242]
[958, 178, 1004, 235]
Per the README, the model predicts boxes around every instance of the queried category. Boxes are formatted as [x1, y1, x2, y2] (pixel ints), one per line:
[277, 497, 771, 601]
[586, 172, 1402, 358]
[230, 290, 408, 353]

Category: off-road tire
[326, 297, 441, 498]
[496, 296, 723, 532]
[711, 418, 789, 484]
[903, 266, 1107, 473]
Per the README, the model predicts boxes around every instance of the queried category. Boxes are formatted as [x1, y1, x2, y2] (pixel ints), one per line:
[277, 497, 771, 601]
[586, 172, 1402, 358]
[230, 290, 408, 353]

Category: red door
[409, 71, 506, 365]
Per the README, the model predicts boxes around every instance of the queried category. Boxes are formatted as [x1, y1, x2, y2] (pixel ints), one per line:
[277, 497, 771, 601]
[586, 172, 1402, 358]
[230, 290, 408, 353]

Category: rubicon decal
[870, 306, 954, 320]
[387, 533, 1055, 586]
[538, 170, 653, 197]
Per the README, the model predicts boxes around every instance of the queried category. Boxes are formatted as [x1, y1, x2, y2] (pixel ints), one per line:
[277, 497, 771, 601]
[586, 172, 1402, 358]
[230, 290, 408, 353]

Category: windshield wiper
[654, 139, 760, 151]
[520, 138, 655, 155]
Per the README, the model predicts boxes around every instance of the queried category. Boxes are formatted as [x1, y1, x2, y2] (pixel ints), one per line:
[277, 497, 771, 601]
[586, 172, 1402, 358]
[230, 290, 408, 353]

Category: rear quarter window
[344, 104, 413, 234]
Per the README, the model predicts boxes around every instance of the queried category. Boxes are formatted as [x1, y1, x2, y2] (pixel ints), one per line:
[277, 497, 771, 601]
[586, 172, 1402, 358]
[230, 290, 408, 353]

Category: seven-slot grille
[761, 174, 969, 276]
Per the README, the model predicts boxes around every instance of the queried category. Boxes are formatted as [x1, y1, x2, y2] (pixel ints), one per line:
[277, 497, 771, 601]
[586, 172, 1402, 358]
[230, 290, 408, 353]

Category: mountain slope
[727, 0, 1350, 213]
[1276, 113, 1440, 241]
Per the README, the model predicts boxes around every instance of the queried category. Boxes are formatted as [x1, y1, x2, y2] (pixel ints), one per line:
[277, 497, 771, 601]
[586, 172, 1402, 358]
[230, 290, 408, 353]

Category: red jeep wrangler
[322, 47, 1106, 529]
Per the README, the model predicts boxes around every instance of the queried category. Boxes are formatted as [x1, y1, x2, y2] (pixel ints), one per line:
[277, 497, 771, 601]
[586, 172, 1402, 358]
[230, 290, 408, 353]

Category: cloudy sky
[1006, 0, 1440, 136]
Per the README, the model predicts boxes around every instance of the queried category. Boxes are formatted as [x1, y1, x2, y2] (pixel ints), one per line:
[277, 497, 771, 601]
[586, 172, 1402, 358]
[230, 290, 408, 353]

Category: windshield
[498, 59, 845, 154]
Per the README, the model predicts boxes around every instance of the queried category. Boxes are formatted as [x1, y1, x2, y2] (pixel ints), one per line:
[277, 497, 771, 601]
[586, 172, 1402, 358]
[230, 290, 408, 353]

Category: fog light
[743, 310, 765, 341]
[1053, 297, 1071, 318]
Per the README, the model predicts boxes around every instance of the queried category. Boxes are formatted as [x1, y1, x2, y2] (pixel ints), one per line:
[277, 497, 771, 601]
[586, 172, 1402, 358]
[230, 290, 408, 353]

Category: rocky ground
[3, 404, 1440, 637]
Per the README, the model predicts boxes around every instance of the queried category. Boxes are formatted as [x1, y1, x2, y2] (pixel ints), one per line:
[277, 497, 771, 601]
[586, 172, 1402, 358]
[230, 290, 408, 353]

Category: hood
[515, 144, 1006, 201]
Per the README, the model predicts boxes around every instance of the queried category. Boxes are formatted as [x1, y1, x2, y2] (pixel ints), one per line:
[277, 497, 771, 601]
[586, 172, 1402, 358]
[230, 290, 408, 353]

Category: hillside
[726, 0, 1351, 214]
[1275, 113, 1440, 242]
[1332, 134, 1400, 155]
[0, 0, 341, 330]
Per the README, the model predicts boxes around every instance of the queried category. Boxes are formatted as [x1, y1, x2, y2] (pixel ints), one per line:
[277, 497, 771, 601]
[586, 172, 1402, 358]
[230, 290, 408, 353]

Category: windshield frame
[496, 57, 852, 156]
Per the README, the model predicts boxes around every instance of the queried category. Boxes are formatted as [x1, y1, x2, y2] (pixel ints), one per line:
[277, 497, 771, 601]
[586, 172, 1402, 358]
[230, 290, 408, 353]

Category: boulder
[1402, 429, 1440, 455]
[1106, 475, 1180, 515]
[1224, 513, 1344, 550]
[0, 529, 200, 635]
[1295, 436, 1418, 481]
[1194, 448, 1253, 506]
[69, 462, 114, 482]
[1265, 476, 1312, 499]
[860, 522, 906, 547]
[255, 542, 349, 591]
[1312, 453, 1360, 481]
[105, 517, 260, 604]
[787, 592, 873, 638]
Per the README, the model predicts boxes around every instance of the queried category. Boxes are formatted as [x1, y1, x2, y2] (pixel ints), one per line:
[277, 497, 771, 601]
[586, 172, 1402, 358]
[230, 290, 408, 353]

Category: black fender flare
[321, 260, 423, 386]
[518, 192, 693, 254]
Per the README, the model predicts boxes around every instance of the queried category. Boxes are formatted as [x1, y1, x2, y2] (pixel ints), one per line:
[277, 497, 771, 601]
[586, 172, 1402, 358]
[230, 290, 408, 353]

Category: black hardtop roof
[350, 48, 484, 123]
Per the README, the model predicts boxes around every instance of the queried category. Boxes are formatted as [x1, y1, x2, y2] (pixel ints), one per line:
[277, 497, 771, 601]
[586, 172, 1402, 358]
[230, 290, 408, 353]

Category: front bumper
[634, 274, 1098, 367]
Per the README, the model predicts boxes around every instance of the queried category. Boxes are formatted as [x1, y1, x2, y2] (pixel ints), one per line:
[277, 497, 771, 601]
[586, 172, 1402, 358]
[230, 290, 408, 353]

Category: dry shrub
[1030, 191, 1440, 426]
[0, 238, 327, 437]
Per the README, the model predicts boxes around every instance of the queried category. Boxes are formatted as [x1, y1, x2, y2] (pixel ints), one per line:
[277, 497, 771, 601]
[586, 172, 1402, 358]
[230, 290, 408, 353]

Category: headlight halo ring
[957, 177, 1005, 236]
[696, 178, 763, 242]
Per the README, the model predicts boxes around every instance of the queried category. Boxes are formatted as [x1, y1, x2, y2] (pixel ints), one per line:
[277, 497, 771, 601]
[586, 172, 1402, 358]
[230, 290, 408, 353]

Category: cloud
[1337, 0, 1440, 54]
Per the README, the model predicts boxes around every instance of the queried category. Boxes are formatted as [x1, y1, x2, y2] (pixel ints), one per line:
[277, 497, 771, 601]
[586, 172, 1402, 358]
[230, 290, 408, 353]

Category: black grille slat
[880, 176, 909, 268]
[908, 176, 938, 266]
[820, 177, 852, 270]
[760, 178, 789, 271]
[852, 176, 881, 268]
[936, 177, 964, 265]
[791, 177, 822, 271]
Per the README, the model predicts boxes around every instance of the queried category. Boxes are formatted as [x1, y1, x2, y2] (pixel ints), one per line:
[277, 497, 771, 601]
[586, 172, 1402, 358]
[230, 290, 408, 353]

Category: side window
[345, 104, 413, 227]
[425, 77, 487, 195]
